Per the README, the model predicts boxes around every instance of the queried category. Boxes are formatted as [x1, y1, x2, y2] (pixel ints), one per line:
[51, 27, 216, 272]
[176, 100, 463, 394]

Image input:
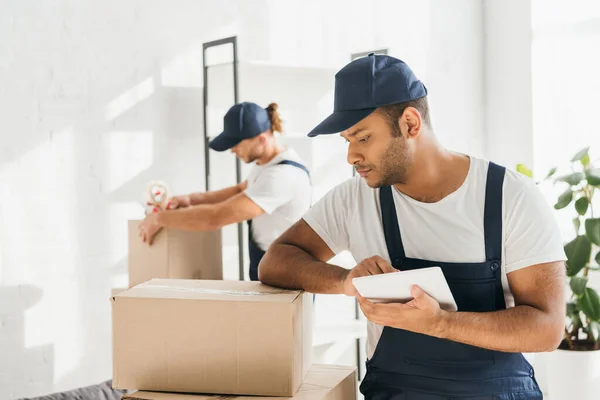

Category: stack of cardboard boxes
[112, 221, 357, 399]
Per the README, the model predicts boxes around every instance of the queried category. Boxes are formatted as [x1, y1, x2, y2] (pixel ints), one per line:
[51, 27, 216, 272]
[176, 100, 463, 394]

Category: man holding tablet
[259, 54, 566, 399]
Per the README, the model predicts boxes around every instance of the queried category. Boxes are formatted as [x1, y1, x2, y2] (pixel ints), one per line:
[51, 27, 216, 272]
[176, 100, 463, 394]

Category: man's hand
[138, 213, 162, 245]
[341, 256, 399, 296]
[357, 285, 446, 337]
[165, 195, 191, 209]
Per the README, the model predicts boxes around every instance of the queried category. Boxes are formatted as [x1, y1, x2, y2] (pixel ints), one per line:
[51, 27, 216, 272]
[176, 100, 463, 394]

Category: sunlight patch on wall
[105, 77, 155, 121]
[101, 130, 154, 194]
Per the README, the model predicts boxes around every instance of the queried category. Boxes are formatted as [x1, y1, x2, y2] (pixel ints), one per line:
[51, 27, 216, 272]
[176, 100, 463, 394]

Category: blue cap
[307, 54, 427, 137]
[209, 102, 271, 151]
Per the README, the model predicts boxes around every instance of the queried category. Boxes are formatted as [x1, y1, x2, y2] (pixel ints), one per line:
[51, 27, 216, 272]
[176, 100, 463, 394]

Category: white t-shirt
[244, 147, 311, 251]
[302, 156, 567, 359]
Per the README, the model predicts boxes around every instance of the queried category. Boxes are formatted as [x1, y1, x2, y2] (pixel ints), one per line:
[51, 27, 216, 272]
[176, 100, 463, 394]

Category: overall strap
[483, 162, 507, 310]
[483, 162, 505, 262]
[379, 186, 406, 265]
[277, 160, 310, 176]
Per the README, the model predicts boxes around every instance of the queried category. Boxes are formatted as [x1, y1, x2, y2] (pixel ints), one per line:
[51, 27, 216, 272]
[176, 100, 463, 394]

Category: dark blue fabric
[276, 159, 310, 176]
[308, 54, 427, 137]
[210, 102, 271, 151]
[247, 159, 310, 281]
[484, 163, 507, 310]
[360, 162, 542, 400]
[247, 219, 265, 281]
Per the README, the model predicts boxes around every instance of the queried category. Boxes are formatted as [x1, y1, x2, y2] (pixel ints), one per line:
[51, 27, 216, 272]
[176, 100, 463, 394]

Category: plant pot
[546, 348, 600, 399]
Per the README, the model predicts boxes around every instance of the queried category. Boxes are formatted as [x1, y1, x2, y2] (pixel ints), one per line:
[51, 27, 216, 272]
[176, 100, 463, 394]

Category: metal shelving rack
[202, 36, 245, 281]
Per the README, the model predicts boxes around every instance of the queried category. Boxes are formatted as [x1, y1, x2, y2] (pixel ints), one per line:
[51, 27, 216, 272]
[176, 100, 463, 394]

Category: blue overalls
[360, 163, 543, 400]
[248, 160, 310, 281]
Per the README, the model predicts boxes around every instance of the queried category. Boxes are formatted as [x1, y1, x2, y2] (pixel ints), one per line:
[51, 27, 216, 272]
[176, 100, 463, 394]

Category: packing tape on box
[138, 283, 292, 297]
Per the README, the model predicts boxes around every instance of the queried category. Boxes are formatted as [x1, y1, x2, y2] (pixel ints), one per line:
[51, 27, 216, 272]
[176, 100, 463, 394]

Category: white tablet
[352, 266, 458, 311]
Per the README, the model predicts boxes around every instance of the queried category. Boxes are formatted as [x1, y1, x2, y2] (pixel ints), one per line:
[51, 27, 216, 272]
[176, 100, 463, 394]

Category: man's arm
[172, 182, 248, 208]
[358, 261, 566, 353]
[139, 191, 261, 244]
[259, 219, 397, 295]
[436, 261, 565, 352]
[158, 191, 262, 231]
[258, 219, 347, 294]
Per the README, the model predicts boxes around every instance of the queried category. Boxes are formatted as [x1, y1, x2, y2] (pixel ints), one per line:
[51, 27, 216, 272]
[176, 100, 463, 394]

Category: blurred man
[139, 102, 311, 281]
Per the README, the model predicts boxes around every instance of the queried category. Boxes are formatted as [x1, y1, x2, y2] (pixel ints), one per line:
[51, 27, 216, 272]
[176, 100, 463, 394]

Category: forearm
[156, 205, 220, 231]
[188, 182, 246, 206]
[259, 243, 348, 294]
[437, 305, 563, 353]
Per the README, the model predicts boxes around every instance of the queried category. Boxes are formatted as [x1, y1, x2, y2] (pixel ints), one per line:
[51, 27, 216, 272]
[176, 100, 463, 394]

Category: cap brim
[307, 108, 376, 137]
[209, 132, 242, 152]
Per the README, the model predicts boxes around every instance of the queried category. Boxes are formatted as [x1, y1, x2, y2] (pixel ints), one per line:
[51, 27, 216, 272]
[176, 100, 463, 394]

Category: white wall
[483, 0, 534, 169]
[531, 0, 600, 235]
[0, 0, 486, 398]
[530, 3, 600, 394]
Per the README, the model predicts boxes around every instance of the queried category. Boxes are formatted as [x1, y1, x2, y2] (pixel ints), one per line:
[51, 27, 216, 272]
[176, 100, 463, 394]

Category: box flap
[117, 279, 302, 303]
[111, 288, 127, 298]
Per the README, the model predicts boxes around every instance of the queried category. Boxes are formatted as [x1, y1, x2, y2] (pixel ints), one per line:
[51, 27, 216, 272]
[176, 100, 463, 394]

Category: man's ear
[402, 107, 422, 138]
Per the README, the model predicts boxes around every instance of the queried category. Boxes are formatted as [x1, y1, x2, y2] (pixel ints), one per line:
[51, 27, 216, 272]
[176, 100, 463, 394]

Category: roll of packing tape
[145, 180, 170, 215]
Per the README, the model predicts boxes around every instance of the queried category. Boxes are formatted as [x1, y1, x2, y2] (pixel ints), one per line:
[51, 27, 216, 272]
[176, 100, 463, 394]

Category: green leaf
[567, 302, 579, 316]
[578, 288, 600, 321]
[516, 164, 533, 178]
[582, 154, 591, 167]
[570, 276, 589, 295]
[586, 169, 600, 186]
[571, 146, 591, 162]
[557, 172, 585, 186]
[576, 197, 590, 215]
[555, 189, 573, 210]
[574, 217, 581, 234]
[596, 251, 600, 266]
[545, 167, 558, 179]
[585, 218, 600, 246]
[565, 235, 592, 276]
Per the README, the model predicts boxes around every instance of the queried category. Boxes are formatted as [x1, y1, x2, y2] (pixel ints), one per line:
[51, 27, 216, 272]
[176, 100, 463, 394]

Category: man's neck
[394, 145, 470, 204]
[256, 142, 285, 165]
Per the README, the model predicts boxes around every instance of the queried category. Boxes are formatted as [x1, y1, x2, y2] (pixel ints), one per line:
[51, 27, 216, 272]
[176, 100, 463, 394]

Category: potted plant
[517, 146, 600, 399]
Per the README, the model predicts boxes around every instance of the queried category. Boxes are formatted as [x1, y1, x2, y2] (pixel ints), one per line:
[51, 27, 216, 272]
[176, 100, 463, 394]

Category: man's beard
[367, 137, 411, 188]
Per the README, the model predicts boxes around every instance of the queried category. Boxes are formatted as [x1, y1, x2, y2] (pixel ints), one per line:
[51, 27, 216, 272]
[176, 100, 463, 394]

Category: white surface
[353, 268, 457, 311]
[531, 0, 600, 243]
[313, 319, 367, 347]
[483, 0, 534, 170]
[546, 349, 600, 400]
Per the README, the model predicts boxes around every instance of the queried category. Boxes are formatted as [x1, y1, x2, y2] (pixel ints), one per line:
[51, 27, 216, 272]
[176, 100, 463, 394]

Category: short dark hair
[377, 96, 431, 137]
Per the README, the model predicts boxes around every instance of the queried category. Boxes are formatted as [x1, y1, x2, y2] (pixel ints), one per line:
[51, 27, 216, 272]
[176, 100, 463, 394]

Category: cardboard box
[128, 220, 222, 287]
[121, 365, 356, 400]
[111, 288, 127, 297]
[112, 279, 312, 397]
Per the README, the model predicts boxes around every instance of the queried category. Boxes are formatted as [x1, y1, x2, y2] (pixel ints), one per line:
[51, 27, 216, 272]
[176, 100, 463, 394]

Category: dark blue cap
[209, 102, 271, 151]
[307, 54, 427, 137]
